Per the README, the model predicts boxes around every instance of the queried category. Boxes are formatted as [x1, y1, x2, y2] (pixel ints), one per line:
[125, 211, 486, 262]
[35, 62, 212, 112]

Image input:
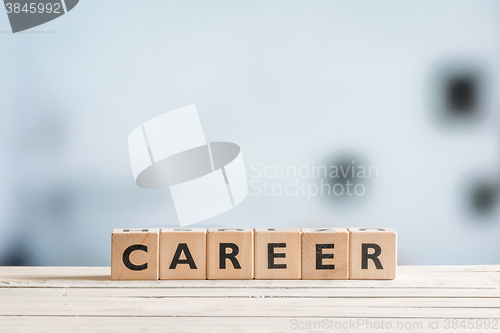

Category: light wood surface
[301, 228, 349, 280]
[348, 227, 397, 280]
[160, 228, 206, 280]
[254, 228, 301, 279]
[207, 228, 254, 279]
[0, 266, 498, 332]
[111, 228, 159, 280]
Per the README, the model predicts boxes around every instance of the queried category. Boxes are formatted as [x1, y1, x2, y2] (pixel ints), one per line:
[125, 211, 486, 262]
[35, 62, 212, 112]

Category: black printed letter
[268, 243, 286, 269]
[123, 244, 148, 271]
[219, 243, 241, 269]
[361, 243, 383, 269]
[316, 244, 335, 270]
[169, 243, 197, 269]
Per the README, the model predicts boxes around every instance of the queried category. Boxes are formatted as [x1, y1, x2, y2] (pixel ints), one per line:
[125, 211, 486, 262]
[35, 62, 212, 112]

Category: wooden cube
[160, 228, 206, 280]
[207, 229, 253, 280]
[254, 228, 301, 279]
[111, 228, 159, 280]
[348, 228, 397, 280]
[301, 228, 349, 280]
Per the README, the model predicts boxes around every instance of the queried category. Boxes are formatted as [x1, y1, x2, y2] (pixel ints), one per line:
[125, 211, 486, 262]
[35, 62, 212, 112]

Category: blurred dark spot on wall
[322, 152, 369, 204]
[469, 181, 498, 217]
[0, 239, 34, 266]
[430, 61, 487, 127]
[447, 75, 477, 116]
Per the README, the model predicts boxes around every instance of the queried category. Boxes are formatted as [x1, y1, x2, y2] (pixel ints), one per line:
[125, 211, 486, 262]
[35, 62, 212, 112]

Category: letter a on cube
[160, 228, 206, 280]
[348, 228, 396, 280]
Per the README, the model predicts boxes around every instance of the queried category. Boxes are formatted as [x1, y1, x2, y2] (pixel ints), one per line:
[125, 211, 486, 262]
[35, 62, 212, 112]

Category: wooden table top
[0, 265, 499, 332]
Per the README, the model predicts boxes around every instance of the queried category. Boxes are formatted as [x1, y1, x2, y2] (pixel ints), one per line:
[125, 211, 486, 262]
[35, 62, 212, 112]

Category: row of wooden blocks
[111, 228, 396, 280]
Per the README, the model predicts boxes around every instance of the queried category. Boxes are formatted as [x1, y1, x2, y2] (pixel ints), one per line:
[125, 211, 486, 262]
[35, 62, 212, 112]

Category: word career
[111, 228, 396, 280]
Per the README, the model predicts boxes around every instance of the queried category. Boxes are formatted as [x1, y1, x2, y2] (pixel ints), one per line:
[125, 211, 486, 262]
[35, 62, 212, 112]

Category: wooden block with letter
[111, 228, 159, 280]
[160, 228, 206, 280]
[348, 227, 397, 280]
[254, 228, 301, 279]
[207, 229, 254, 280]
[301, 228, 349, 280]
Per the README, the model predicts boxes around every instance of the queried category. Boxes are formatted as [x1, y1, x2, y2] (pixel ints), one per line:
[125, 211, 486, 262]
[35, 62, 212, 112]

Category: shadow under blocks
[111, 228, 397, 280]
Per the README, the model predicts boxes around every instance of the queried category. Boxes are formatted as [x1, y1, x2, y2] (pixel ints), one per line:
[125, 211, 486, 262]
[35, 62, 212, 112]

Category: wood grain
[301, 228, 349, 280]
[1, 266, 499, 331]
[254, 228, 301, 279]
[160, 228, 206, 280]
[348, 228, 397, 280]
[207, 229, 254, 279]
[111, 229, 159, 280]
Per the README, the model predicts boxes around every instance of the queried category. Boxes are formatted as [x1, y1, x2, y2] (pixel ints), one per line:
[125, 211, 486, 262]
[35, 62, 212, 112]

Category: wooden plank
[1, 266, 499, 288]
[0, 266, 499, 332]
[2, 285, 500, 297]
[0, 300, 498, 318]
[1, 289, 499, 308]
[0, 317, 494, 333]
